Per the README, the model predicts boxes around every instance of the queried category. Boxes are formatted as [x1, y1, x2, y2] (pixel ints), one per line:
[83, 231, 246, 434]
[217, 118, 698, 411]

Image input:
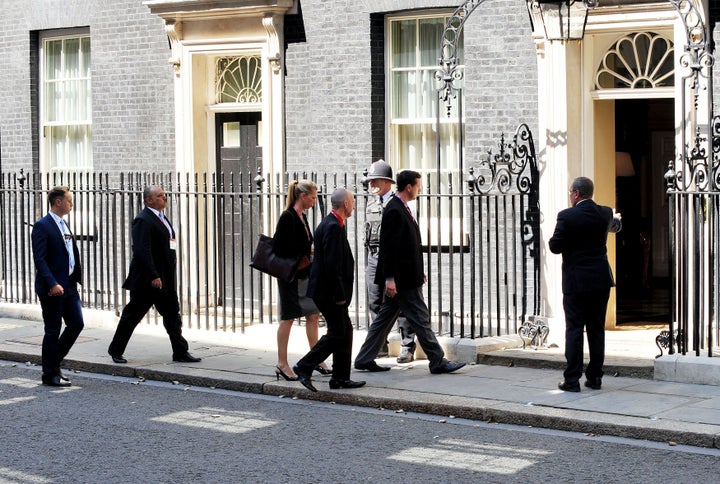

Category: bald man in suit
[550, 176, 622, 392]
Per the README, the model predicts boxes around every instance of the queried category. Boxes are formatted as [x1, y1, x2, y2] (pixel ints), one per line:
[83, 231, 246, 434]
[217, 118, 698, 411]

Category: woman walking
[272, 179, 330, 380]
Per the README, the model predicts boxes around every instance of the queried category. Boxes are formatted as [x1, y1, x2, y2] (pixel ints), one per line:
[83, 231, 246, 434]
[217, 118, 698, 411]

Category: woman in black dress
[272, 179, 329, 380]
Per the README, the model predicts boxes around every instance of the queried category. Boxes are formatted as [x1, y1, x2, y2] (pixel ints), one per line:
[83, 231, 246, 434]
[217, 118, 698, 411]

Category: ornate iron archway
[435, 0, 717, 354]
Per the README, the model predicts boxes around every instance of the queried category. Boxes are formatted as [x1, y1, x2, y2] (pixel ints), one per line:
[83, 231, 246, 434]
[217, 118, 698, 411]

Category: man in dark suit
[549, 176, 622, 392]
[108, 185, 201, 364]
[32, 186, 84, 387]
[354, 170, 465, 375]
[293, 188, 365, 392]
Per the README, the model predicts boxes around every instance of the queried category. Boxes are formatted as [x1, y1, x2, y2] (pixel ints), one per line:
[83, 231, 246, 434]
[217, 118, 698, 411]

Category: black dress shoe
[42, 374, 71, 387]
[293, 365, 318, 392]
[354, 361, 391, 372]
[173, 353, 202, 363]
[558, 380, 581, 392]
[430, 361, 466, 374]
[329, 379, 366, 389]
[58, 370, 71, 382]
[108, 350, 127, 364]
[584, 377, 602, 390]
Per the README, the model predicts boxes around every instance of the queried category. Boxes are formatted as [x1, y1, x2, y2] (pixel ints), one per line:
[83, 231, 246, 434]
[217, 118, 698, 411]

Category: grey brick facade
[0, 0, 717, 178]
[283, 0, 537, 177]
[0, 0, 174, 175]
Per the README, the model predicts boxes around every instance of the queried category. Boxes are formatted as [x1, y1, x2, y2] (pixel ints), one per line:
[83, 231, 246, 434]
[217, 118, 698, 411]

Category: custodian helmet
[365, 159, 395, 183]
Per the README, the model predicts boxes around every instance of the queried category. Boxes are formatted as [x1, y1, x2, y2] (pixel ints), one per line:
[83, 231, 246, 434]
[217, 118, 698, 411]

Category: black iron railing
[1, 151, 540, 338]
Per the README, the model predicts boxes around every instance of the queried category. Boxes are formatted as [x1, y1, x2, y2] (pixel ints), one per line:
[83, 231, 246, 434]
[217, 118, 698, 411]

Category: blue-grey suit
[32, 213, 84, 378]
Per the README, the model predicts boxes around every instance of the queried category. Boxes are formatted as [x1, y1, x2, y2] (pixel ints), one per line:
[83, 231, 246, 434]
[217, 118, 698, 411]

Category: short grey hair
[330, 188, 351, 209]
[571, 177, 594, 199]
[143, 185, 161, 203]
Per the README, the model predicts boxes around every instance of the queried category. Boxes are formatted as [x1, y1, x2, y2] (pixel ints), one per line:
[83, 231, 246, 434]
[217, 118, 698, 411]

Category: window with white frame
[41, 31, 92, 172]
[387, 12, 465, 245]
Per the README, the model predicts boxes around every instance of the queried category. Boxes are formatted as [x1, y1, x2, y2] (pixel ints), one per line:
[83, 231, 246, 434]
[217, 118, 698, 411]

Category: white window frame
[39, 28, 92, 174]
[386, 11, 466, 247]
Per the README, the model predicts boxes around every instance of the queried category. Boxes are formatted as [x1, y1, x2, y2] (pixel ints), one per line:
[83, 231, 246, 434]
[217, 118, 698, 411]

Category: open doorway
[614, 99, 673, 325]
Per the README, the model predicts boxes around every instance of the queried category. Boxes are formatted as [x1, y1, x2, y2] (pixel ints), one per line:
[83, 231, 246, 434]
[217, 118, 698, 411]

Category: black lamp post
[527, 0, 599, 42]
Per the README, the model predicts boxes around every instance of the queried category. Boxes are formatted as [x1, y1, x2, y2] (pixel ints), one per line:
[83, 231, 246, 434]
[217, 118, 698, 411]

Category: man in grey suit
[549, 176, 622, 392]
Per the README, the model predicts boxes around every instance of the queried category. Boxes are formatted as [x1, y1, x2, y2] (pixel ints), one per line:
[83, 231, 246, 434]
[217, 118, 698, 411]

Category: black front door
[215, 112, 262, 307]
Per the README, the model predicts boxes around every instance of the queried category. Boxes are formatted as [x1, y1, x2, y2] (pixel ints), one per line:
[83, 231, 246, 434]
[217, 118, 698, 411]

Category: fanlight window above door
[216, 56, 262, 104]
[595, 32, 674, 89]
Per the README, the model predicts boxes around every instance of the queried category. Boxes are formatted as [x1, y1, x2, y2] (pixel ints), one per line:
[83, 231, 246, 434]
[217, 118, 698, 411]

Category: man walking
[32, 186, 84, 387]
[364, 159, 416, 363]
[354, 170, 465, 375]
[549, 176, 621, 392]
[108, 185, 201, 364]
[294, 188, 365, 392]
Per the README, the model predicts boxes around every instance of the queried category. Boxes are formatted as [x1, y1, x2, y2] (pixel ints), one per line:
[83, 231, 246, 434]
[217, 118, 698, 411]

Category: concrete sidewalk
[1, 308, 719, 449]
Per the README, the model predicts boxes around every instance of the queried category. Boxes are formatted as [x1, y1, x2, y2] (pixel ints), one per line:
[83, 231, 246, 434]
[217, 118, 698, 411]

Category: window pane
[223, 122, 241, 147]
[81, 37, 91, 77]
[420, 70, 438, 119]
[45, 40, 61, 81]
[48, 126, 67, 170]
[419, 18, 444, 67]
[64, 38, 80, 79]
[392, 20, 416, 68]
[392, 71, 416, 118]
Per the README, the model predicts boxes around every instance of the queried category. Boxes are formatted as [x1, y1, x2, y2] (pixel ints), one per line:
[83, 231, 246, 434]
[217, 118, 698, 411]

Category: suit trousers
[562, 288, 610, 383]
[295, 298, 353, 380]
[355, 287, 446, 371]
[109, 288, 189, 356]
[39, 287, 84, 376]
[366, 254, 415, 351]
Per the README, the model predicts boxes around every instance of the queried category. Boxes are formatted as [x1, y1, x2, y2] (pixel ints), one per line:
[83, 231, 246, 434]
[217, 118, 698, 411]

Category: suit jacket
[374, 196, 424, 290]
[307, 213, 354, 304]
[273, 208, 313, 279]
[123, 207, 177, 291]
[548, 199, 622, 294]
[32, 214, 82, 295]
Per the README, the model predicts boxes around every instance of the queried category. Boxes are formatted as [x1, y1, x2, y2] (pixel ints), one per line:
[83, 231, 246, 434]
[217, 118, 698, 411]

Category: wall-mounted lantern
[526, 0, 599, 42]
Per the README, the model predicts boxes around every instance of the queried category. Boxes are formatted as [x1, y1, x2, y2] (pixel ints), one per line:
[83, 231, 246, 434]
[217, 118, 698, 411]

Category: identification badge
[169, 238, 177, 251]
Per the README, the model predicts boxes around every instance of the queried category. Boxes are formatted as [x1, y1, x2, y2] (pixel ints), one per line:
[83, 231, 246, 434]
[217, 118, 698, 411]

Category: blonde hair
[285, 179, 317, 210]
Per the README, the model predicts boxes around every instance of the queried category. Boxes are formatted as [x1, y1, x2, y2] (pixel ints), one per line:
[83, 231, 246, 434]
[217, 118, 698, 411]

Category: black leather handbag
[249, 234, 299, 282]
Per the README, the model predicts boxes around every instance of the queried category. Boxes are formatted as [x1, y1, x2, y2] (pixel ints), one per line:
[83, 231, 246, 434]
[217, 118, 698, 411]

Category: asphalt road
[1, 361, 718, 484]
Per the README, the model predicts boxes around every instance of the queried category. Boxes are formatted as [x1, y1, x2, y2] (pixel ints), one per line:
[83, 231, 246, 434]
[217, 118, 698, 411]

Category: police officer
[364, 160, 416, 363]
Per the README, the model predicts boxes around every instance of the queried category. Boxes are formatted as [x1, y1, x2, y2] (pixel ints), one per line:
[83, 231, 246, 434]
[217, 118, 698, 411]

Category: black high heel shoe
[275, 366, 298, 381]
[314, 365, 332, 375]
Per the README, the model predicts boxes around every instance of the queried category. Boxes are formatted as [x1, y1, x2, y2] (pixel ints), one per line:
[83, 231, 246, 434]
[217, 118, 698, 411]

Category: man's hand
[385, 279, 397, 298]
[151, 277, 163, 290]
[48, 284, 64, 296]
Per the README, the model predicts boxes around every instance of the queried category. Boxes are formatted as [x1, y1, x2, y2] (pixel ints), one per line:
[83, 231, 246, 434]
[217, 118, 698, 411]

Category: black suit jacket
[273, 208, 313, 279]
[307, 213, 354, 304]
[32, 214, 82, 295]
[374, 196, 424, 290]
[123, 207, 177, 292]
[548, 199, 621, 294]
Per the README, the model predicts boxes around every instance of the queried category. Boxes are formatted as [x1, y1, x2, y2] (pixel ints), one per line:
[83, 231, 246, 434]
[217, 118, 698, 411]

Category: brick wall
[284, 0, 539, 177]
[0, 0, 175, 175]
